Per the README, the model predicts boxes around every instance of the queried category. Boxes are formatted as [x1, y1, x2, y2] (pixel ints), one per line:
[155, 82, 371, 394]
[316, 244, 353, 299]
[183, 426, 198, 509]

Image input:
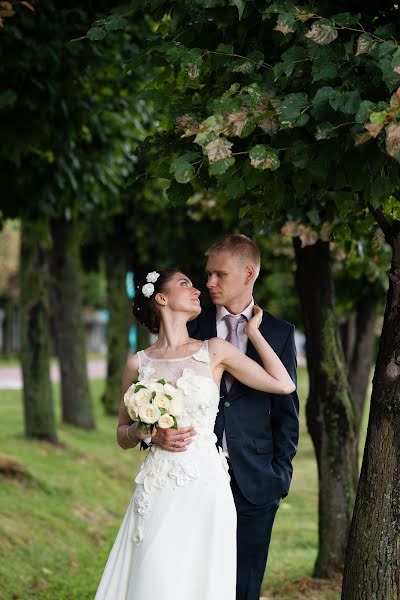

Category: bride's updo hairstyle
[132, 269, 180, 334]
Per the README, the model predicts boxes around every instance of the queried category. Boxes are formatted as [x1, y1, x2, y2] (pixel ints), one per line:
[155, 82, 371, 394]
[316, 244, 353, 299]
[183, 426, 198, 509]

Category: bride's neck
[156, 317, 190, 351]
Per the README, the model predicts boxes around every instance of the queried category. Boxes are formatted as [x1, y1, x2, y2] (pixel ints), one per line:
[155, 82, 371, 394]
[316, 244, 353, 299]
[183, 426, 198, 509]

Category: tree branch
[367, 203, 392, 242]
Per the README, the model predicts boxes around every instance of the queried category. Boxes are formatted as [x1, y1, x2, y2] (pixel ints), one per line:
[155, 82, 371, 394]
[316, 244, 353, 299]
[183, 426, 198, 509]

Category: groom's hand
[152, 426, 196, 452]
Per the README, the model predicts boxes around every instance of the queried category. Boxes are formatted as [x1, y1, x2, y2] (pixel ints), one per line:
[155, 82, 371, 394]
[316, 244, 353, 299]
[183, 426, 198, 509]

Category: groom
[154, 234, 299, 600]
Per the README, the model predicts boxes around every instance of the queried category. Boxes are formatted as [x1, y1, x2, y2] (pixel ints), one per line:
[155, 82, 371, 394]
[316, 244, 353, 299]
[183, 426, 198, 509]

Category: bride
[95, 269, 295, 600]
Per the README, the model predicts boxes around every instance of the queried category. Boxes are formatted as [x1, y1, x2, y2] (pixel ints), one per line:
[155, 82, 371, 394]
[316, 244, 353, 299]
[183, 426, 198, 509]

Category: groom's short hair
[205, 234, 261, 277]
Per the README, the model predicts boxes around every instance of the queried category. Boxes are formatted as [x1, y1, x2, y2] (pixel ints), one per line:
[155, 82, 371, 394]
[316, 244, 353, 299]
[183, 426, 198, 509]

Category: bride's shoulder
[124, 352, 139, 373]
[207, 336, 229, 354]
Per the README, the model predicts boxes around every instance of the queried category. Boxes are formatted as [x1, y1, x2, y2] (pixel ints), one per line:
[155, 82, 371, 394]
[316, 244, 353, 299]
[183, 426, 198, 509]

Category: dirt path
[0, 359, 106, 390]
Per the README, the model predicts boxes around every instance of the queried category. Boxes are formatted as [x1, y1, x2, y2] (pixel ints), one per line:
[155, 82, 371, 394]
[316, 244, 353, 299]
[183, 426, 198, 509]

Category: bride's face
[160, 272, 201, 318]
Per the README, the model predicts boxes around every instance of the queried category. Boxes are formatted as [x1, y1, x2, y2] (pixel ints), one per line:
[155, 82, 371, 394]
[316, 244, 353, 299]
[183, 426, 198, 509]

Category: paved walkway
[0, 359, 106, 390]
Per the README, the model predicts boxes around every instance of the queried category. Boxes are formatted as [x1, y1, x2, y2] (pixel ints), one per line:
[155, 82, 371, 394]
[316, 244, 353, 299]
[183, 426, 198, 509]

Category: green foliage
[0, 2, 151, 222]
[79, 0, 394, 257]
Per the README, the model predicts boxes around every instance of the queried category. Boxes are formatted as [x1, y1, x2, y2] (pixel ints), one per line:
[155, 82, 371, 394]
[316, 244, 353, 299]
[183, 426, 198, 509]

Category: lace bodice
[137, 340, 219, 434]
[132, 340, 229, 546]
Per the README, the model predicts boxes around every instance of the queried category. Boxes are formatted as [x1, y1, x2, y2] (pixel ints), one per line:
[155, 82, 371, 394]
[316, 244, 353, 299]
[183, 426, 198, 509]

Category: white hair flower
[146, 271, 160, 283]
[142, 283, 155, 298]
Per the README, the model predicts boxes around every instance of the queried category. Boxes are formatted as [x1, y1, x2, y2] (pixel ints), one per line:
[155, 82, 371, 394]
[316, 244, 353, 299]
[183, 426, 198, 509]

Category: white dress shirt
[216, 299, 255, 457]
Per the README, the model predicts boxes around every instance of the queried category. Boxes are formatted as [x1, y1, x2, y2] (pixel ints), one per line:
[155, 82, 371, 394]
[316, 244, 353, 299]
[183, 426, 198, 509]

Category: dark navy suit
[187, 303, 299, 600]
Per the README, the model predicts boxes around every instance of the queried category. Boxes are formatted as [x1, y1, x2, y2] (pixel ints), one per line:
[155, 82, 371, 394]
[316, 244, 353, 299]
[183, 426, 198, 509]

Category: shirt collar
[216, 298, 255, 323]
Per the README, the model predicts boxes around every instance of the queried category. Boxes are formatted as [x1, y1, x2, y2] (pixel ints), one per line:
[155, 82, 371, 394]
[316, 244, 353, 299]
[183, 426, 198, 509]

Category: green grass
[0, 368, 346, 600]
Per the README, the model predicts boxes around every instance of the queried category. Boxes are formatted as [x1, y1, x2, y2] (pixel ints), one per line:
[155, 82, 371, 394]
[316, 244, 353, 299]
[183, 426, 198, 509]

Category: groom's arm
[269, 324, 299, 498]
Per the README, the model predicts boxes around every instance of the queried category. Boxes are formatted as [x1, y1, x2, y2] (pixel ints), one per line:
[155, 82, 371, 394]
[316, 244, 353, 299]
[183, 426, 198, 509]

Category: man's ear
[244, 265, 256, 284]
[155, 292, 167, 306]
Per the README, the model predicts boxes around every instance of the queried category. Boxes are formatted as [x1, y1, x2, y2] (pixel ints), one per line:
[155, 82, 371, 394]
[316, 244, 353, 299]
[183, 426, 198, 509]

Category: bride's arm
[209, 307, 296, 395]
[116, 354, 151, 449]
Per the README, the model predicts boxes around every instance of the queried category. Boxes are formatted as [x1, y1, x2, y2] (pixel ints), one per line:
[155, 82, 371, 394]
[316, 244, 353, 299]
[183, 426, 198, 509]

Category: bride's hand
[243, 305, 263, 336]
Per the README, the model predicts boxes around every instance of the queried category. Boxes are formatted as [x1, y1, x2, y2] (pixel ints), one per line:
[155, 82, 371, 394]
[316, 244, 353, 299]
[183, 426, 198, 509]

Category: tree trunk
[49, 217, 95, 429]
[347, 292, 377, 439]
[294, 238, 358, 578]
[20, 220, 57, 442]
[342, 234, 400, 599]
[3, 298, 14, 357]
[101, 240, 130, 415]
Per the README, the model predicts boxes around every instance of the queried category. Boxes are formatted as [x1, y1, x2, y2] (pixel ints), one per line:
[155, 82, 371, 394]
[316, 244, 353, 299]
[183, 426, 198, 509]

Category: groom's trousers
[229, 468, 280, 600]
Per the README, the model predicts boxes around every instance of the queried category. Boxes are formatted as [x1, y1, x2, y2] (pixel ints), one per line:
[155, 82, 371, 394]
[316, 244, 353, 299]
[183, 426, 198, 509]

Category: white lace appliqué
[168, 460, 199, 486]
[176, 368, 202, 396]
[192, 345, 209, 364]
[139, 362, 156, 381]
[132, 450, 199, 544]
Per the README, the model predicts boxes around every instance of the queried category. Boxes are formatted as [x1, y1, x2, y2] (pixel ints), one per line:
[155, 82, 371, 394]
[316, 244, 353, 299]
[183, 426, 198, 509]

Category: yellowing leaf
[226, 111, 248, 136]
[206, 138, 233, 163]
[305, 24, 338, 45]
[385, 122, 400, 158]
[297, 225, 318, 247]
[356, 34, 378, 55]
[232, 61, 254, 74]
[294, 8, 315, 22]
[365, 122, 384, 138]
[355, 131, 371, 145]
[274, 20, 295, 35]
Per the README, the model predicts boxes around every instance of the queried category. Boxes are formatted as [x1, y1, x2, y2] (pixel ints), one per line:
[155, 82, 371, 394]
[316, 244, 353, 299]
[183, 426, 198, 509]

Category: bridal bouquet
[124, 379, 184, 432]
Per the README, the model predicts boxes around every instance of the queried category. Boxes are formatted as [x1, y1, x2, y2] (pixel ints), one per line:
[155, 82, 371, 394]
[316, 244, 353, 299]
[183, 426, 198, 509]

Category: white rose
[142, 283, 155, 298]
[127, 402, 139, 420]
[146, 271, 160, 283]
[139, 404, 161, 424]
[153, 393, 171, 410]
[163, 383, 177, 397]
[169, 389, 184, 417]
[147, 382, 165, 396]
[157, 414, 175, 429]
[134, 387, 153, 407]
[123, 384, 136, 406]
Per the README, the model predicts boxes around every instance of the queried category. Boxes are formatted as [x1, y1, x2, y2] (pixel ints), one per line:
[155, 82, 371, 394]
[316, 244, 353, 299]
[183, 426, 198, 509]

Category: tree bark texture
[49, 217, 95, 429]
[342, 234, 400, 600]
[101, 240, 131, 415]
[294, 238, 358, 577]
[20, 220, 57, 442]
[347, 293, 377, 438]
[2, 299, 15, 357]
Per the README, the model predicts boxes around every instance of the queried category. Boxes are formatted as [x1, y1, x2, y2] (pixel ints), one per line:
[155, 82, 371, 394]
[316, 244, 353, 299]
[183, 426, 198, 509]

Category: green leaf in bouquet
[157, 378, 167, 385]
[134, 384, 147, 392]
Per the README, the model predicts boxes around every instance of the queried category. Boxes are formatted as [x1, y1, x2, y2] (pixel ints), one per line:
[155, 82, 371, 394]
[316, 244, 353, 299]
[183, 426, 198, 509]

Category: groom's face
[205, 251, 250, 306]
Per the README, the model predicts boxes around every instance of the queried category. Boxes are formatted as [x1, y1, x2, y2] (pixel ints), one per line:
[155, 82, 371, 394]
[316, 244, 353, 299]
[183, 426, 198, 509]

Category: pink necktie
[224, 314, 246, 391]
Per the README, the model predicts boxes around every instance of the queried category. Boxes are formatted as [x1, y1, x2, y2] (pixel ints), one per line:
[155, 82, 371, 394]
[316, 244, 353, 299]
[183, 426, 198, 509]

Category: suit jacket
[187, 303, 299, 505]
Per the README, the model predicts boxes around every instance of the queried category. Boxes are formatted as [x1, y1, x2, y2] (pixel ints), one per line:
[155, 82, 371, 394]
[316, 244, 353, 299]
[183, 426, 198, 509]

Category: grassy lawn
[0, 367, 348, 600]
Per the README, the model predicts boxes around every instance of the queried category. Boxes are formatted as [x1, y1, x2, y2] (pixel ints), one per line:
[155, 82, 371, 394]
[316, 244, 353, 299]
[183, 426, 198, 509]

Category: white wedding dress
[94, 340, 236, 600]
